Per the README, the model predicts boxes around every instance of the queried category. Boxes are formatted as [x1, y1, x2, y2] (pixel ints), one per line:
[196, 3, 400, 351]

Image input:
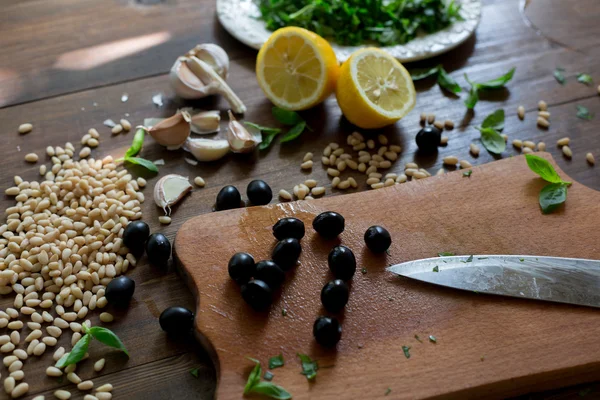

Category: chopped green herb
[432, 266, 439, 272]
[429, 335, 437, 343]
[385, 388, 392, 396]
[466, 255, 473, 262]
[118, 128, 158, 173]
[269, 354, 285, 369]
[402, 346, 411, 359]
[463, 170, 472, 177]
[437, 68, 462, 94]
[414, 335, 423, 343]
[525, 154, 571, 184]
[297, 353, 318, 380]
[479, 127, 506, 154]
[438, 252, 455, 257]
[190, 368, 200, 378]
[244, 358, 292, 399]
[553, 68, 566, 85]
[519, 258, 524, 262]
[281, 309, 287, 317]
[480, 109, 505, 131]
[264, 371, 274, 381]
[539, 182, 568, 214]
[410, 66, 440, 81]
[576, 105, 594, 120]
[478, 257, 488, 260]
[577, 73, 593, 85]
[361, 267, 367, 274]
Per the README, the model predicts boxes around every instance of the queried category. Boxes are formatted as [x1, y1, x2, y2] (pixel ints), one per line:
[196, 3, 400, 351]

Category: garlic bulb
[184, 138, 230, 162]
[187, 44, 229, 80]
[226, 110, 260, 153]
[148, 111, 191, 150]
[190, 110, 221, 134]
[154, 174, 192, 216]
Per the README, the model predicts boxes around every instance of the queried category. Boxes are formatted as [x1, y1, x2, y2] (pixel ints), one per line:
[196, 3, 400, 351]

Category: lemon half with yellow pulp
[256, 27, 340, 111]
[336, 47, 416, 129]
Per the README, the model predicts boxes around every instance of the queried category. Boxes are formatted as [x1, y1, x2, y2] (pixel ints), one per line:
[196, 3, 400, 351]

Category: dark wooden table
[0, 0, 598, 398]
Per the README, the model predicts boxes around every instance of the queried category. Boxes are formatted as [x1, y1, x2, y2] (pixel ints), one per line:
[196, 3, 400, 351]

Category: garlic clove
[187, 44, 229, 80]
[183, 138, 230, 162]
[148, 111, 191, 150]
[226, 110, 260, 153]
[190, 110, 221, 134]
[154, 174, 192, 216]
[169, 57, 210, 99]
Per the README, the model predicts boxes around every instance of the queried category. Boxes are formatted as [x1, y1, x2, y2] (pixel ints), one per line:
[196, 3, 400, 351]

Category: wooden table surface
[0, 0, 598, 399]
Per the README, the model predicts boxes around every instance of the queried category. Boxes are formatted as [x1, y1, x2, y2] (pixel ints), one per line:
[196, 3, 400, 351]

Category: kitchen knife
[386, 255, 600, 308]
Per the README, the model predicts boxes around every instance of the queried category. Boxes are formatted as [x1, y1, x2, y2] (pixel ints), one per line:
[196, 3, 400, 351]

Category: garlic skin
[154, 174, 192, 216]
[190, 110, 221, 134]
[187, 44, 229, 80]
[148, 111, 191, 150]
[184, 138, 230, 162]
[226, 110, 260, 153]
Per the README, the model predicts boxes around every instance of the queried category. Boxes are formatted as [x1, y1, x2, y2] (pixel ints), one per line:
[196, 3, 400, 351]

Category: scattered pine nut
[537, 142, 546, 151]
[301, 160, 313, 170]
[538, 100, 548, 111]
[358, 163, 366, 172]
[384, 178, 395, 187]
[79, 147, 91, 158]
[47, 366, 63, 377]
[323, 146, 332, 157]
[305, 195, 314, 200]
[442, 156, 458, 165]
[427, 114, 435, 124]
[366, 166, 377, 175]
[413, 171, 428, 179]
[327, 168, 340, 177]
[557, 137, 570, 147]
[371, 182, 384, 189]
[53, 347, 65, 361]
[10, 371, 24, 381]
[336, 161, 346, 172]
[512, 139, 523, 149]
[11, 382, 29, 398]
[352, 131, 364, 141]
[517, 106, 525, 120]
[159, 216, 172, 224]
[378, 134, 388, 145]
[89, 128, 100, 138]
[67, 372, 82, 384]
[586, 152, 595, 165]
[311, 187, 325, 196]
[332, 148, 344, 156]
[24, 153, 38, 163]
[346, 159, 358, 169]
[84, 395, 99, 400]
[433, 121, 444, 130]
[366, 139, 375, 149]
[99, 312, 114, 323]
[39, 164, 47, 175]
[523, 141, 535, 149]
[444, 120, 454, 130]
[94, 358, 106, 372]
[4, 376, 15, 393]
[501, 133, 508, 142]
[78, 380, 94, 391]
[18, 123, 33, 134]
[459, 160, 472, 169]
[329, 142, 340, 150]
[278, 190, 292, 201]
[440, 136, 449, 145]
[337, 180, 350, 190]
[522, 147, 534, 154]
[111, 124, 123, 135]
[54, 390, 72, 400]
[331, 177, 341, 188]
[348, 177, 357, 188]
[390, 145, 402, 153]
[470, 143, 480, 156]
[303, 152, 313, 162]
[87, 138, 99, 148]
[96, 383, 113, 392]
[396, 174, 408, 183]
[385, 173, 397, 180]
[537, 117, 549, 128]
[379, 160, 392, 169]
[321, 156, 329, 166]
[562, 145, 572, 158]
[538, 111, 550, 119]
[353, 142, 366, 151]
[120, 119, 132, 131]
[420, 113, 427, 124]
[194, 176, 205, 187]
[368, 172, 382, 179]
[366, 177, 380, 185]
[404, 168, 417, 177]
[305, 179, 317, 188]
[329, 154, 336, 165]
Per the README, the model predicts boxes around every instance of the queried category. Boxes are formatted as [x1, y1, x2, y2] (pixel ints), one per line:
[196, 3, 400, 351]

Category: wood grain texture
[175, 154, 600, 400]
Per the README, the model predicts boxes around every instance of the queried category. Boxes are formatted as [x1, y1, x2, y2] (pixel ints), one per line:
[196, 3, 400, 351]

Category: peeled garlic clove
[226, 110, 259, 153]
[190, 110, 221, 134]
[154, 174, 192, 215]
[148, 111, 191, 150]
[188, 44, 229, 80]
[184, 137, 230, 162]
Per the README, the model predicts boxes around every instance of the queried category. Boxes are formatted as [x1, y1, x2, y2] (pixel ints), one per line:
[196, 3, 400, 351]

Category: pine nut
[538, 100, 548, 111]
[433, 121, 444, 130]
[420, 113, 427, 124]
[557, 137, 570, 146]
[522, 147, 534, 154]
[443, 120, 454, 130]
[65, 364, 76, 374]
[42, 336, 58, 346]
[11, 382, 29, 398]
[440, 136, 449, 145]
[538, 111, 550, 119]
[47, 366, 63, 376]
[366, 178, 380, 185]
[321, 156, 330, 165]
[8, 360, 22, 372]
[14, 349, 27, 360]
[78, 380, 94, 391]
[562, 145, 572, 158]
[304, 179, 317, 188]
[427, 114, 435, 124]
[25, 153, 38, 163]
[586, 152, 595, 165]
[537, 142, 546, 151]
[336, 161, 346, 171]
[379, 160, 392, 169]
[331, 177, 341, 188]
[88, 138, 99, 148]
[517, 106, 525, 120]
[84, 396, 99, 400]
[365, 166, 377, 175]
[4, 355, 18, 367]
[337, 180, 350, 190]
[443, 156, 458, 165]
[278, 190, 292, 201]
[7, 321, 22, 330]
[405, 163, 418, 170]
[311, 187, 325, 196]
[47, 326, 62, 338]
[523, 141, 535, 149]
[384, 151, 397, 161]
[10, 331, 19, 345]
[352, 131, 364, 141]
[303, 152, 313, 162]
[469, 143, 480, 156]
[357, 163, 366, 172]
[366, 140, 375, 149]
[348, 177, 357, 188]
[384, 178, 395, 187]
[332, 148, 344, 157]
[537, 117, 550, 128]
[378, 134, 388, 145]
[413, 171, 428, 179]
[323, 146, 332, 156]
[396, 174, 408, 183]
[67, 372, 81, 384]
[301, 160, 313, 170]
[346, 159, 358, 169]
[53, 347, 65, 361]
[79, 147, 91, 158]
[512, 139, 523, 149]
[327, 168, 340, 177]
[54, 390, 72, 400]
[4, 377, 15, 393]
[390, 145, 402, 153]
[459, 160, 472, 169]
[404, 168, 417, 177]
[111, 125, 123, 135]
[158, 216, 172, 224]
[18, 123, 33, 134]
[329, 142, 339, 150]
[10, 371, 24, 381]
[369, 172, 382, 179]
[120, 119, 132, 131]
[96, 383, 113, 392]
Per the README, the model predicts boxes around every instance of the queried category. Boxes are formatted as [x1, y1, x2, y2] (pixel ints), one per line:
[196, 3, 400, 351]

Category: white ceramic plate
[216, 0, 482, 62]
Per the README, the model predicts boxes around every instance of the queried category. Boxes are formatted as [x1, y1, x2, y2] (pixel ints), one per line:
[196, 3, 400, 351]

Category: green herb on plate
[553, 67, 566, 84]
[438, 252, 455, 257]
[269, 354, 285, 369]
[576, 105, 594, 120]
[577, 73, 593, 85]
[429, 335, 437, 343]
[402, 345, 411, 359]
[525, 154, 572, 214]
[297, 353, 318, 380]
[244, 358, 291, 399]
[463, 170, 472, 177]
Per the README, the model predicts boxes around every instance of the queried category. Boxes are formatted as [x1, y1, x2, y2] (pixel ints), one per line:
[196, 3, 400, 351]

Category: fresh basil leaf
[437, 68, 462, 93]
[280, 121, 306, 143]
[553, 68, 566, 85]
[438, 252, 455, 257]
[259, 132, 279, 150]
[244, 122, 282, 136]
[539, 182, 568, 214]
[125, 128, 146, 158]
[402, 345, 411, 359]
[479, 127, 506, 154]
[264, 371, 274, 381]
[190, 368, 200, 378]
[249, 381, 292, 400]
[475, 67, 516, 89]
[463, 170, 472, 177]
[244, 358, 262, 394]
[432, 266, 439, 272]
[87, 327, 129, 356]
[481, 109, 505, 131]
[124, 157, 158, 173]
[576, 105, 594, 120]
[410, 66, 439, 81]
[577, 73, 593, 85]
[429, 335, 437, 343]
[268, 354, 285, 369]
[55, 334, 91, 368]
[272, 107, 302, 126]
[464, 85, 479, 109]
[525, 154, 569, 184]
[297, 353, 318, 380]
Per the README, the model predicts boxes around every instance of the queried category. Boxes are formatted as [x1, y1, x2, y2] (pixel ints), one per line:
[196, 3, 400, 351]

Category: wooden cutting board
[174, 153, 600, 400]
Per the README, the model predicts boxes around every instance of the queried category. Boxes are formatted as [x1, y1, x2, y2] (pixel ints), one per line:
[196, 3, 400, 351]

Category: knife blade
[386, 255, 600, 308]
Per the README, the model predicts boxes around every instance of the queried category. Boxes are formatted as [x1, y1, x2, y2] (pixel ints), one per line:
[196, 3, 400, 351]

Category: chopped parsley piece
[281, 309, 287, 316]
[433, 266, 439, 272]
[463, 170, 473, 177]
[553, 67, 566, 84]
[361, 268, 367, 274]
[190, 367, 200, 378]
[402, 346, 411, 359]
[577, 73, 593, 85]
[466, 255, 473, 262]
[297, 353, 318, 380]
[385, 388, 392, 396]
[576, 105, 594, 120]
[264, 371, 274, 381]
[269, 354, 285, 369]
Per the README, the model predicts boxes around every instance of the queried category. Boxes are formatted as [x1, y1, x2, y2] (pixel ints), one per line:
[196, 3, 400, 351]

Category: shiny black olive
[105, 276, 135, 306]
[241, 279, 272, 310]
[415, 126, 442, 153]
[320, 279, 349, 313]
[122, 221, 150, 254]
[146, 233, 171, 266]
[364, 226, 392, 253]
[312, 211, 345, 239]
[254, 261, 285, 289]
[313, 316, 342, 347]
[247, 180, 272, 206]
[216, 185, 241, 211]
[272, 218, 305, 241]
[271, 238, 301, 271]
[228, 253, 256, 285]
[328, 245, 356, 281]
[159, 306, 194, 335]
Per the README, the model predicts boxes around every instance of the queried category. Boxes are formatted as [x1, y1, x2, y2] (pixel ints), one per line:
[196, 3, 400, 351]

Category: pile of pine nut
[1, 128, 144, 398]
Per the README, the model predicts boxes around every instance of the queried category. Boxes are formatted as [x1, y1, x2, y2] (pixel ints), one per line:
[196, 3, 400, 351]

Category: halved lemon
[256, 27, 340, 111]
[336, 48, 416, 129]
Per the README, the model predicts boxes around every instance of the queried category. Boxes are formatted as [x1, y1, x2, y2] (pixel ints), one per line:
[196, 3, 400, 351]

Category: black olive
[364, 226, 392, 253]
[146, 233, 171, 266]
[216, 185, 241, 211]
[159, 306, 194, 335]
[313, 316, 342, 347]
[247, 180, 272, 206]
[122, 221, 150, 254]
[328, 245, 356, 281]
[271, 238, 301, 271]
[272, 218, 305, 241]
[228, 253, 256, 285]
[320, 279, 349, 313]
[415, 126, 442, 153]
[254, 261, 285, 289]
[312, 211, 345, 239]
[105, 276, 135, 306]
[241, 279, 272, 310]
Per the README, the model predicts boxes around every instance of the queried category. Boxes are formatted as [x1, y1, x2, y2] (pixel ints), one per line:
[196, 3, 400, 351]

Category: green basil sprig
[56, 324, 129, 368]
[475, 109, 506, 154]
[464, 68, 515, 109]
[525, 154, 572, 214]
[410, 65, 462, 94]
[244, 358, 291, 400]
